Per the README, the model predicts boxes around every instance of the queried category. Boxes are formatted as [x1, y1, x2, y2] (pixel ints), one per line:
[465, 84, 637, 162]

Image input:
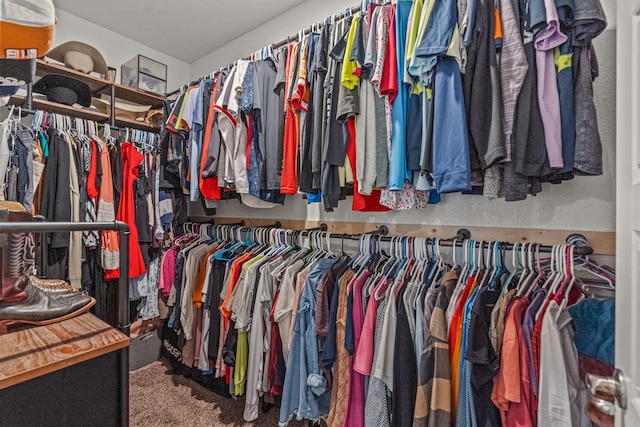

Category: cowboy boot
[0, 202, 95, 332]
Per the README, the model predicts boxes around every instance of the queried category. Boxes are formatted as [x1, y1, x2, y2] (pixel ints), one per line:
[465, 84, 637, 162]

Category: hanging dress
[115, 141, 146, 278]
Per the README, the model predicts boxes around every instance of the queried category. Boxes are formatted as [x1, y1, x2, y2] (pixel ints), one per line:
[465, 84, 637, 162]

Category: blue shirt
[388, 0, 413, 191]
[279, 258, 336, 425]
[457, 285, 480, 427]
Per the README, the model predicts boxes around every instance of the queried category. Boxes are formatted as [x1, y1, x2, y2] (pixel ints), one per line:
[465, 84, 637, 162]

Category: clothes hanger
[407, 237, 422, 282]
[477, 242, 494, 289]
[516, 243, 536, 297]
[491, 242, 502, 286]
[556, 245, 578, 314]
[523, 244, 545, 298]
[457, 239, 471, 289]
[501, 242, 522, 294]
[548, 244, 568, 297]
[573, 255, 615, 289]
[513, 243, 531, 294]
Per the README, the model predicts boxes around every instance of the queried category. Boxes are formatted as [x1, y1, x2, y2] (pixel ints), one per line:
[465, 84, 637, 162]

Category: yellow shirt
[341, 14, 361, 90]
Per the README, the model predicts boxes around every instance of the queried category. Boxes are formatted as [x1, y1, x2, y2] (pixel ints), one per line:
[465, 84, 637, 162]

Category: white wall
[53, 9, 190, 93]
[190, 0, 356, 79]
[196, 23, 617, 233]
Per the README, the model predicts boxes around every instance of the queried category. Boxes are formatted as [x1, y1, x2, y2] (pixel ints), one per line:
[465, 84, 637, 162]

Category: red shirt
[199, 77, 222, 200]
[346, 118, 390, 212]
[280, 45, 300, 195]
[491, 297, 534, 427]
[380, 4, 398, 104]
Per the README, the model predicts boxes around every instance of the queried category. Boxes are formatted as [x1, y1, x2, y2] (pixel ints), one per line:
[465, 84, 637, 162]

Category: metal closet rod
[207, 222, 593, 255]
[225, 223, 593, 255]
[165, 4, 362, 97]
[6, 105, 127, 132]
[331, 227, 593, 256]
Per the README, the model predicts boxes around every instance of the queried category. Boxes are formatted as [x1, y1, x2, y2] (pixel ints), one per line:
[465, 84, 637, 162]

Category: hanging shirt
[414, 269, 458, 427]
[537, 301, 591, 427]
[491, 297, 534, 427]
[465, 284, 503, 427]
[279, 258, 336, 426]
[326, 269, 356, 427]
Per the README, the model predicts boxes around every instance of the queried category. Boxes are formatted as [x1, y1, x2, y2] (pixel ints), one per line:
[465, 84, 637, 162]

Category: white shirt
[538, 301, 591, 427]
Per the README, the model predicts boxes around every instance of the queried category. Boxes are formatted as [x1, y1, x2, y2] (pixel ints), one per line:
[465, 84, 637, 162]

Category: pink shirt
[344, 271, 371, 427]
[353, 277, 386, 375]
[160, 246, 178, 296]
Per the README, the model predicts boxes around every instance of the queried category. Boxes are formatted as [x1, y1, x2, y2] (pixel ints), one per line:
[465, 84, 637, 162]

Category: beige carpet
[129, 358, 308, 426]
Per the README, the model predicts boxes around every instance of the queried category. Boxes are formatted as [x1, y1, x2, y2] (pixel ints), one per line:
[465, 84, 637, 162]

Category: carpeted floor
[129, 358, 308, 426]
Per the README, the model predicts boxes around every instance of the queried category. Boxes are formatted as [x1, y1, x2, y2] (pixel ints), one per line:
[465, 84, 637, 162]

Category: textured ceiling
[53, 0, 306, 63]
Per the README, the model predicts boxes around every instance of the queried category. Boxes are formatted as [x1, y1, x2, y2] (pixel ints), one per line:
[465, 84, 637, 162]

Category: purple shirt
[535, 0, 568, 168]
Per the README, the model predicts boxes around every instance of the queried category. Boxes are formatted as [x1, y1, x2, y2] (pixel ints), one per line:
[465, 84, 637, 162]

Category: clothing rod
[343, 233, 594, 256]
[165, 4, 362, 97]
[5, 106, 160, 137]
[208, 222, 593, 256]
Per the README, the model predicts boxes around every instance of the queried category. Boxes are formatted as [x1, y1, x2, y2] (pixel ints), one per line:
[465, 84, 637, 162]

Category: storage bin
[129, 329, 162, 371]
[121, 54, 167, 95]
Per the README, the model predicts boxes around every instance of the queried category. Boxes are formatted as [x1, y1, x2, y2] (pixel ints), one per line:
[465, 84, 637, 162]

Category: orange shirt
[494, 7, 503, 41]
[192, 247, 217, 307]
[449, 276, 478, 419]
[491, 298, 533, 426]
[220, 253, 253, 319]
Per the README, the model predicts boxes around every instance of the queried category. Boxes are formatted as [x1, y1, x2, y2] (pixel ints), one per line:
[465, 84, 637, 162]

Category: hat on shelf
[33, 74, 92, 107]
[0, 85, 20, 107]
[0, 0, 55, 60]
[143, 109, 164, 128]
[46, 41, 109, 75]
[92, 97, 151, 121]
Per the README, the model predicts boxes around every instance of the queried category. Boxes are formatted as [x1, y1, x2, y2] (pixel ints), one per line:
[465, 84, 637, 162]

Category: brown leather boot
[0, 202, 95, 333]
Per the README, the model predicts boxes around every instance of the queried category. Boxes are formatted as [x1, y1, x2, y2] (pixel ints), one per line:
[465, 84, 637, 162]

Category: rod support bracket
[455, 228, 472, 241]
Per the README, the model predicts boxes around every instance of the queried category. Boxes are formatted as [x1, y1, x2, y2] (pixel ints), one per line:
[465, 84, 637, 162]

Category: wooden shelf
[8, 95, 161, 132]
[110, 83, 165, 108]
[36, 59, 166, 108]
[9, 95, 110, 122]
[114, 116, 162, 132]
[0, 312, 129, 390]
[36, 59, 111, 94]
[12, 60, 166, 132]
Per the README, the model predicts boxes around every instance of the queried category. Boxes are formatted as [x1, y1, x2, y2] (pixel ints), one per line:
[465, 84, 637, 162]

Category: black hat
[32, 74, 91, 107]
[0, 58, 35, 86]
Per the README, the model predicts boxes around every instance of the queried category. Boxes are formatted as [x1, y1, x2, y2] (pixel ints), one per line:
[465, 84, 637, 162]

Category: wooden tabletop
[0, 313, 129, 390]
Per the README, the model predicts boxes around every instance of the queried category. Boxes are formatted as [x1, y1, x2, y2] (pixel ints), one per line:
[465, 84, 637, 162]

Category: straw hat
[92, 97, 151, 121]
[46, 41, 109, 75]
[144, 109, 164, 128]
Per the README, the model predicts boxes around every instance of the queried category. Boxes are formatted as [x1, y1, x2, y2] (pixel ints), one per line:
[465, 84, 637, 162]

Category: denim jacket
[279, 258, 336, 425]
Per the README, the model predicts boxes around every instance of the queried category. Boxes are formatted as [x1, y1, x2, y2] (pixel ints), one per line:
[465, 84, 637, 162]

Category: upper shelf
[8, 95, 162, 133]
[36, 59, 166, 108]
[8, 94, 110, 122]
[36, 59, 111, 93]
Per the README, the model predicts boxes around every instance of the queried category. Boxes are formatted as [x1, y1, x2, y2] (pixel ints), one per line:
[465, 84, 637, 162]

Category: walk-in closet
[0, 0, 634, 426]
